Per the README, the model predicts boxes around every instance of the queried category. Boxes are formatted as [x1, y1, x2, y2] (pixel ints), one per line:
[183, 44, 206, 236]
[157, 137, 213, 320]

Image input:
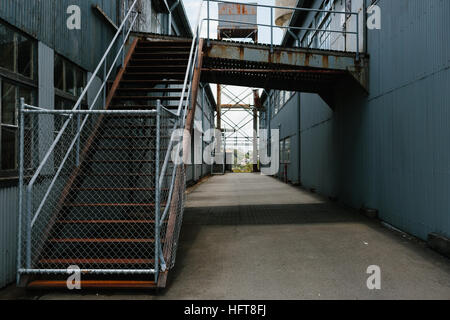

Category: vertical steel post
[103, 60, 107, 108]
[122, 1, 126, 65]
[17, 98, 25, 284]
[207, 0, 210, 45]
[201, 86, 205, 178]
[122, 30, 125, 66]
[155, 100, 161, 283]
[356, 12, 360, 61]
[270, 7, 274, 53]
[25, 185, 32, 269]
[75, 111, 80, 167]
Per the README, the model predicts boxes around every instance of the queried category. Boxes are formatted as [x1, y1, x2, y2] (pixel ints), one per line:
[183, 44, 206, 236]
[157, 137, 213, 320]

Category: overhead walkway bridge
[17, 0, 368, 289]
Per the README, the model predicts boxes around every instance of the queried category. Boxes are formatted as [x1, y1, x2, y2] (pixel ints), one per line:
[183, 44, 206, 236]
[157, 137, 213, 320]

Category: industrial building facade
[261, 0, 450, 241]
[0, 0, 216, 288]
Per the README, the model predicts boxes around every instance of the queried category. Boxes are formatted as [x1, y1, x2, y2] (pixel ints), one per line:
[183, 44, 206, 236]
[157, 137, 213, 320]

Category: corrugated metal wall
[269, 93, 301, 184]
[0, 186, 18, 288]
[297, 0, 450, 240]
[0, 0, 119, 71]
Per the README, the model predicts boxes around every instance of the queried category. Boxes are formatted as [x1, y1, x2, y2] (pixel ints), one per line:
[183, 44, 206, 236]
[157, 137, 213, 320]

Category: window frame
[54, 53, 87, 104]
[0, 20, 37, 179]
[0, 76, 37, 178]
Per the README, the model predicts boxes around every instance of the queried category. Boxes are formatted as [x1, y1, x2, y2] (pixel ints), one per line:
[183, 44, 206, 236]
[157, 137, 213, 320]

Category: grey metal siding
[0, 186, 18, 288]
[297, 0, 450, 240]
[269, 93, 301, 184]
[0, 0, 119, 72]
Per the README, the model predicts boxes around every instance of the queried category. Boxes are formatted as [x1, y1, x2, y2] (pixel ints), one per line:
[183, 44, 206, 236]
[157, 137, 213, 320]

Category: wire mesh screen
[159, 109, 187, 269]
[19, 110, 163, 273]
[19, 106, 188, 276]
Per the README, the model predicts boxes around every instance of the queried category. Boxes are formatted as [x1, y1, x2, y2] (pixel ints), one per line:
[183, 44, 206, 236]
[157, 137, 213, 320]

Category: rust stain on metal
[239, 46, 244, 61]
[219, 3, 257, 15]
[305, 53, 310, 66]
[322, 55, 329, 68]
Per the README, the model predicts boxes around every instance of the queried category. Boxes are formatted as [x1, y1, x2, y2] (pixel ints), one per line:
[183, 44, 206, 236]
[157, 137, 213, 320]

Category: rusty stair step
[57, 219, 158, 223]
[37, 258, 155, 265]
[108, 104, 179, 110]
[129, 58, 188, 65]
[116, 87, 184, 92]
[113, 96, 187, 101]
[97, 135, 170, 140]
[63, 203, 163, 208]
[75, 173, 158, 177]
[85, 160, 166, 164]
[120, 79, 184, 84]
[127, 65, 187, 71]
[27, 280, 158, 289]
[124, 72, 185, 77]
[48, 238, 158, 243]
[132, 52, 190, 58]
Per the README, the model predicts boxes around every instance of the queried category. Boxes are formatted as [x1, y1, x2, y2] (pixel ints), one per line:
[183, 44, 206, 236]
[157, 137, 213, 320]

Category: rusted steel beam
[203, 40, 369, 92]
[204, 40, 359, 68]
[220, 104, 252, 109]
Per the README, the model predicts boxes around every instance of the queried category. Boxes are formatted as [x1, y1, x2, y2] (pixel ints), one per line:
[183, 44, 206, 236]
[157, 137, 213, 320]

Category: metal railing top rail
[203, 0, 361, 59]
[206, 0, 359, 16]
[175, 0, 205, 118]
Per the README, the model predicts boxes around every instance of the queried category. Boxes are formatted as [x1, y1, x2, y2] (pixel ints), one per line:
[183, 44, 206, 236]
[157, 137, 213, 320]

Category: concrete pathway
[2, 173, 450, 299]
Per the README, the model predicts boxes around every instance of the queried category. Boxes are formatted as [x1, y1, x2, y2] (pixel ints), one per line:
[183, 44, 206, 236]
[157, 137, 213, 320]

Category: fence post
[17, 98, 25, 282]
[26, 185, 32, 269]
[155, 100, 161, 283]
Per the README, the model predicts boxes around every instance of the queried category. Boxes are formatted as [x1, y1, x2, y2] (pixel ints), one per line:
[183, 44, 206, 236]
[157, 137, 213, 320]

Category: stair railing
[204, 0, 361, 60]
[17, 0, 140, 281]
[155, 0, 206, 279]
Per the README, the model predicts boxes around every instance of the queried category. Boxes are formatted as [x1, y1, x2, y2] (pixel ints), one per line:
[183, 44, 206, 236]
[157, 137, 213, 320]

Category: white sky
[181, 0, 286, 151]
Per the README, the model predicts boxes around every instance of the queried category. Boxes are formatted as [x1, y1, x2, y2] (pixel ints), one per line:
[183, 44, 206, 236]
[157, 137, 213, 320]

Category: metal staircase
[17, 0, 201, 289]
[27, 40, 191, 289]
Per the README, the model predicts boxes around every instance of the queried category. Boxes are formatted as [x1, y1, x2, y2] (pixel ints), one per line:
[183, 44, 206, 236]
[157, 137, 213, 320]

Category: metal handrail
[158, 0, 205, 189]
[155, 0, 206, 273]
[20, 0, 139, 269]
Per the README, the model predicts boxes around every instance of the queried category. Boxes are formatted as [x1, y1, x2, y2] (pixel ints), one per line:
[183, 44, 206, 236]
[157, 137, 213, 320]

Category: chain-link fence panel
[18, 109, 164, 274]
[158, 108, 186, 270]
